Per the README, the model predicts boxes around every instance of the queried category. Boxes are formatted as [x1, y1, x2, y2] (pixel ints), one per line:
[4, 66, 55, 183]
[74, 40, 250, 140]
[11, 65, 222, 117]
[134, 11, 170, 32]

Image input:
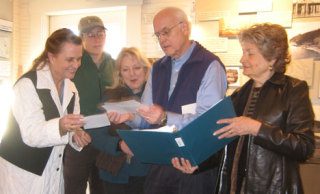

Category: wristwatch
[159, 111, 167, 126]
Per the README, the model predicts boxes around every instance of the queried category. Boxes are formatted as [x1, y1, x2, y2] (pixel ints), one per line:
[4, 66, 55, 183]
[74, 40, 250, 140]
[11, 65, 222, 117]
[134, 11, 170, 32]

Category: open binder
[117, 96, 236, 166]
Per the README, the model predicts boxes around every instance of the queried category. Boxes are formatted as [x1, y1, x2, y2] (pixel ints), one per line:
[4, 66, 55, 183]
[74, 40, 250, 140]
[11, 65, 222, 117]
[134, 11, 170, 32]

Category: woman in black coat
[173, 23, 315, 194]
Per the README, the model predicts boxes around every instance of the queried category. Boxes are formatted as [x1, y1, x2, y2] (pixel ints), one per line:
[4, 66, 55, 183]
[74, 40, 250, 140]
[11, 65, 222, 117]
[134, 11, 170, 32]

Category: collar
[36, 65, 55, 90]
[171, 41, 195, 71]
[83, 50, 110, 69]
[245, 72, 286, 89]
[266, 72, 286, 86]
[36, 64, 77, 113]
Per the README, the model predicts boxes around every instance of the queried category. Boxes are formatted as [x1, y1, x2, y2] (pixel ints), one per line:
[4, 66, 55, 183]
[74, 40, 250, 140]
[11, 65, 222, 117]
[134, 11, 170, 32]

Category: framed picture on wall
[226, 66, 241, 87]
[293, 1, 320, 18]
[286, 20, 320, 89]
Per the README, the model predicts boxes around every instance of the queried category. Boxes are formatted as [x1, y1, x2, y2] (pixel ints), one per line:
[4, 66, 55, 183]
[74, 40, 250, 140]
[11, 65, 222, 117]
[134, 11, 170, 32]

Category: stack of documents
[117, 97, 236, 166]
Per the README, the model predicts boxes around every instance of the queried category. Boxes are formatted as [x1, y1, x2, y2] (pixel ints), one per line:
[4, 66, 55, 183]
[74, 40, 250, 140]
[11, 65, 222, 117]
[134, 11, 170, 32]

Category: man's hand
[138, 104, 164, 124]
[171, 157, 198, 174]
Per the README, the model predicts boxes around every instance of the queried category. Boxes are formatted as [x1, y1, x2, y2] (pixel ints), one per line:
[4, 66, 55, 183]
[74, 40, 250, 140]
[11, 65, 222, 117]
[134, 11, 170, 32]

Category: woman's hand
[214, 116, 261, 139]
[72, 129, 92, 147]
[59, 114, 84, 135]
[119, 140, 133, 156]
[107, 112, 134, 124]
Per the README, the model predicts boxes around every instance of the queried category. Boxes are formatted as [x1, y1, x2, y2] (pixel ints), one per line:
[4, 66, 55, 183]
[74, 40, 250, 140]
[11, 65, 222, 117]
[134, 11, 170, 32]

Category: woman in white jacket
[0, 28, 91, 194]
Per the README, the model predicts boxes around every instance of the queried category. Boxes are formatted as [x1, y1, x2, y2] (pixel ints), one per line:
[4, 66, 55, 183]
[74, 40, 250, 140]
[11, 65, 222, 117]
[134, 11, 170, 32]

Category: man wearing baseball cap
[63, 15, 115, 194]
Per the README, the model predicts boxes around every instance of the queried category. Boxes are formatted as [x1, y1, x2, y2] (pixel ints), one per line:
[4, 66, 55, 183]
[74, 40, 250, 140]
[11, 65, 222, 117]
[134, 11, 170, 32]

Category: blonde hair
[111, 47, 151, 88]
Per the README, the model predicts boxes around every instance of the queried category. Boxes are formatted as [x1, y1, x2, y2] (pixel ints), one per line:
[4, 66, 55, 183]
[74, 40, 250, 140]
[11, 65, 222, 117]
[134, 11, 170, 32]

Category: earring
[269, 64, 273, 71]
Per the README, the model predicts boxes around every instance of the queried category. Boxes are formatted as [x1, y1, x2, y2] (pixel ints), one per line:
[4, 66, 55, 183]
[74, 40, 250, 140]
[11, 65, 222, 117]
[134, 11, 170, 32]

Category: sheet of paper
[138, 125, 177, 133]
[102, 100, 141, 114]
[84, 113, 110, 129]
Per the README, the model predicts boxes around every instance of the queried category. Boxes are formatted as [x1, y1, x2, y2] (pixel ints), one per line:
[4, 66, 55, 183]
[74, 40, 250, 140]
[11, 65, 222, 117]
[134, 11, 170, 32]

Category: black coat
[218, 73, 315, 194]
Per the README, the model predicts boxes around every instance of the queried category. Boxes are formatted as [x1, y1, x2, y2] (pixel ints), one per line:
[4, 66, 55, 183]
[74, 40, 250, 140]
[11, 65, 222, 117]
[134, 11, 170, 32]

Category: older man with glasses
[63, 16, 115, 194]
[109, 7, 227, 194]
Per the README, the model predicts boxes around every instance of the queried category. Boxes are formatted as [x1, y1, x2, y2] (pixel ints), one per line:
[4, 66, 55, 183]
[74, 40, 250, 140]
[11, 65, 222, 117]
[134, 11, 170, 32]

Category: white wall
[49, 7, 127, 59]
[19, 0, 142, 70]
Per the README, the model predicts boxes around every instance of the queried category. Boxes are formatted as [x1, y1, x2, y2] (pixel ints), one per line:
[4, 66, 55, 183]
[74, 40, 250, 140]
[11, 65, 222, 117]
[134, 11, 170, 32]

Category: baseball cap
[78, 16, 106, 34]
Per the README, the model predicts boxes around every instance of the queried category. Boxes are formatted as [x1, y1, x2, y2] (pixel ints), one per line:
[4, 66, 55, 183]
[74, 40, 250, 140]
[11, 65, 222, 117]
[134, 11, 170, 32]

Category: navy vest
[152, 42, 225, 113]
[0, 71, 75, 175]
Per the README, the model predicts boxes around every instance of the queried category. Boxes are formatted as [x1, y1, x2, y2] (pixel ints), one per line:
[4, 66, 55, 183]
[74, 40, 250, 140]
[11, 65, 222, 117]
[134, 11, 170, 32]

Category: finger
[112, 114, 119, 123]
[107, 112, 114, 119]
[67, 114, 85, 122]
[73, 135, 82, 146]
[81, 132, 92, 143]
[216, 118, 233, 124]
[213, 125, 231, 136]
[172, 158, 184, 171]
[71, 123, 84, 130]
[171, 158, 180, 169]
[68, 117, 85, 126]
[137, 109, 147, 115]
[181, 158, 192, 170]
[218, 130, 236, 139]
[138, 107, 152, 117]
[180, 158, 195, 174]
[150, 105, 160, 113]
[108, 112, 119, 122]
[76, 138, 86, 147]
[128, 148, 134, 156]
[184, 158, 192, 169]
[77, 133, 90, 147]
[138, 105, 150, 112]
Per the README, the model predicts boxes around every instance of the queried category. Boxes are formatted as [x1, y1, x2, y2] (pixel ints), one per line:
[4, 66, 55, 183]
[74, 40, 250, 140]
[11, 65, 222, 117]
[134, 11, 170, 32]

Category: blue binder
[117, 96, 236, 166]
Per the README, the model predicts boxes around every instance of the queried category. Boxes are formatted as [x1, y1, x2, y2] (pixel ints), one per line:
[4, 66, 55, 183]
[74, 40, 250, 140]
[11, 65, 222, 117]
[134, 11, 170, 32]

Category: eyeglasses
[84, 31, 106, 39]
[153, 22, 183, 40]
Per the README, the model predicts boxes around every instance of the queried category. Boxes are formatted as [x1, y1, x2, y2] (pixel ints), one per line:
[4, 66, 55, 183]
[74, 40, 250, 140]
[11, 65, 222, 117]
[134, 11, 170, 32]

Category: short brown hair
[238, 23, 291, 73]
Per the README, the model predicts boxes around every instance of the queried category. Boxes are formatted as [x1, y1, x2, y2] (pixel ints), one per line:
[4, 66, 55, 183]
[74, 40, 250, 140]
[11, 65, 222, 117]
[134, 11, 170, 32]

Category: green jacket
[73, 50, 115, 116]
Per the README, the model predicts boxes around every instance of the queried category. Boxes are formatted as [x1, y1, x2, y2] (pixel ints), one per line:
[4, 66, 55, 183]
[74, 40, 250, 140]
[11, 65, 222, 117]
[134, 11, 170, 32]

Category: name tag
[181, 103, 196, 114]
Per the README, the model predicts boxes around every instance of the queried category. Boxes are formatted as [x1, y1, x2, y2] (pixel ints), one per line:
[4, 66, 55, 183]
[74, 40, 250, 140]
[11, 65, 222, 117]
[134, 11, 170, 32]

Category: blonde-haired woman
[111, 47, 151, 94]
[92, 47, 151, 194]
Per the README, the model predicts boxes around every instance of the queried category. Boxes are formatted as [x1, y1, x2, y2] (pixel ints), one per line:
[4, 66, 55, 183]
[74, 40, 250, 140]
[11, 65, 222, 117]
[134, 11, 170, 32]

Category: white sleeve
[68, 89, 83, 152]
[12, 78, 68, 148]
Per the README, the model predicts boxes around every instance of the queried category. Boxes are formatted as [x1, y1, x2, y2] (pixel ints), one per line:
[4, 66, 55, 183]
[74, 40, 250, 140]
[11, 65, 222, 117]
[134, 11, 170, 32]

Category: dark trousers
[103, 176, 146, 194]
[63, 144, 105, 194]
[144, 165, 218, 194]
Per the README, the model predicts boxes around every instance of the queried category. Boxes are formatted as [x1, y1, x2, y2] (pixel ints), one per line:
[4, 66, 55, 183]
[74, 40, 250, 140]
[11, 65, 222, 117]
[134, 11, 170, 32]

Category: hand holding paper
[83, 113, 110, 129]
[102, 100, 141, 114]
[137, 104, 165, 124]
[107, 112, 135, 124]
